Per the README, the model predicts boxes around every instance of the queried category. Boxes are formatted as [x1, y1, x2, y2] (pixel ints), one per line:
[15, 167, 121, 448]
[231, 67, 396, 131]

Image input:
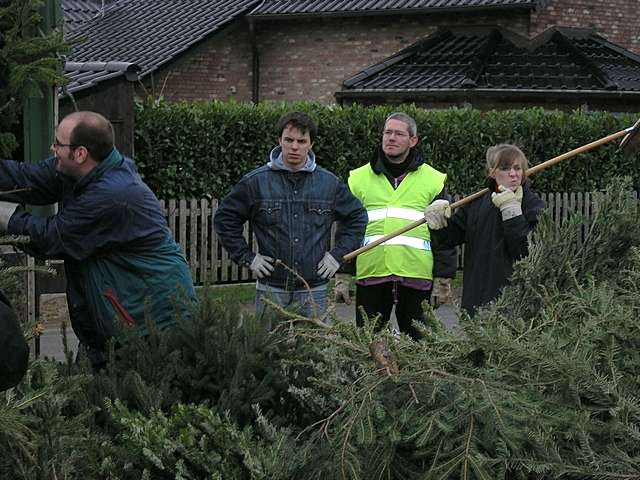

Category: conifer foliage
[0, 0, 67, 156]
[292, 180, 640, 479]
[3, 180, 640, 479]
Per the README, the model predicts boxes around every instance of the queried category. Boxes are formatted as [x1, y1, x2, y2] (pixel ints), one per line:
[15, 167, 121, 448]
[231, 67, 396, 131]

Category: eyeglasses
[52, 138, 78, 149]
[383, 129, 411, 138]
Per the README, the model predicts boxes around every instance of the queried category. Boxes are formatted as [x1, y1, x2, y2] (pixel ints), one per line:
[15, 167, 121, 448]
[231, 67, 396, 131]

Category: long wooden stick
[343, 126, 635, 262]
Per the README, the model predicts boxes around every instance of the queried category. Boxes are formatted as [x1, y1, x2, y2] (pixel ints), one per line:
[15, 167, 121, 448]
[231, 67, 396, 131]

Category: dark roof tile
[341, 27, 640, 96]
[66, 0, 259, 78]
[62, 0, 118, 32]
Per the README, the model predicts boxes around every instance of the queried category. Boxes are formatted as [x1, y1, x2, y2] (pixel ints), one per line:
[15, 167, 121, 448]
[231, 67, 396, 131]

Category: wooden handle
[343, 128, 629, 263]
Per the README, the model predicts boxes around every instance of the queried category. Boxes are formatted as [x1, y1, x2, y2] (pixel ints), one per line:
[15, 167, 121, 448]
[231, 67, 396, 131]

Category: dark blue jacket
[0, 149, 196, 355]
[213, 147, 367, 290]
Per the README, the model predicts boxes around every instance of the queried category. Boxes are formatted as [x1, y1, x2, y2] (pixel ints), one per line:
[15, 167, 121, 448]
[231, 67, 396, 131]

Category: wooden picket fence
[161, 191, 638, 285]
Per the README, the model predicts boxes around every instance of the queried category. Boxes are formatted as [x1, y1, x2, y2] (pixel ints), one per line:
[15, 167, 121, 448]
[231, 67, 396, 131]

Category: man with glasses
[0, 111, 196, 368]
[334, 112, 456, 339]
[214, 111, 367, 324]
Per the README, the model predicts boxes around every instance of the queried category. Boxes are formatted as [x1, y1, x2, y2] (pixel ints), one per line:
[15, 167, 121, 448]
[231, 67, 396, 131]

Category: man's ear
[409, 136, 419, 148]
[74, 146, 89, 165]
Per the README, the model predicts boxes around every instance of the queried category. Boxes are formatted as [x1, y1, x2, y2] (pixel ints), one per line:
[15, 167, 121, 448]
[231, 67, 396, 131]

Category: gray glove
[491, 185, 523, 221]
[317, 252, 340, 280]
[423, 199, 451, 230]
[333, 273, 352, 304]
[430, 277, 454, 308]
[0, 201, 19, 233]
[250, 253, 275, 279]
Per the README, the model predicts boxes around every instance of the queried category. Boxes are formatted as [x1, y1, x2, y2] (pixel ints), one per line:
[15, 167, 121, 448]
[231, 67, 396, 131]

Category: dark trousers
[355, 282, 431, 339]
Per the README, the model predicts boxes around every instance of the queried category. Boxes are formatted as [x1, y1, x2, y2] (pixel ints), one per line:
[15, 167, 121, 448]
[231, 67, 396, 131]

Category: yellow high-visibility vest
[348, 163, 446, 280]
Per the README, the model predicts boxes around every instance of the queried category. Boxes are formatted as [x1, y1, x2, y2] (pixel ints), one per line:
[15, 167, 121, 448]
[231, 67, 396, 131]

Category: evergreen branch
[0, 97, 15, 114]
[340, 378, 387, 479]
[299, 371, 387, 441]
[274, 259, 318, 319]
[463, 415, 474, 480]
[264, 298, 331, 330]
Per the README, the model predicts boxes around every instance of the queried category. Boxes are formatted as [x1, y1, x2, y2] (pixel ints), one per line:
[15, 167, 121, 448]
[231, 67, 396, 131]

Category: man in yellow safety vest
[335, 112, 456, 339]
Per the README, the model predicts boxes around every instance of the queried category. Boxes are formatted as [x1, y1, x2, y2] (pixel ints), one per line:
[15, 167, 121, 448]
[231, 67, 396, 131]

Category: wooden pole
[343, 127, 634, 262]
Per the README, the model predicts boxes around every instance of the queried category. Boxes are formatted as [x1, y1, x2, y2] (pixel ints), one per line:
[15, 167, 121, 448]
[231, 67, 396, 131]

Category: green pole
[23, 0, 61, 218]
[22, 0, 62, 356]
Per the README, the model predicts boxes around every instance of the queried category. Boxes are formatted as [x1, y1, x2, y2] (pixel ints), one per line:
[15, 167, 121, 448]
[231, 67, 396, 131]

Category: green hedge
[134, 100, 638, 199]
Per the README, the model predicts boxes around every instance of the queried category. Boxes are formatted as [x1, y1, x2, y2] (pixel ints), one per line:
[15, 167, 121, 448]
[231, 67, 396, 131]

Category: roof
[249, 0, 540, 17]
[339, 26, 640, 101]
[65, 0, 259, 85]
[62, 0, 118, 32]
[64, 61, 141, 93]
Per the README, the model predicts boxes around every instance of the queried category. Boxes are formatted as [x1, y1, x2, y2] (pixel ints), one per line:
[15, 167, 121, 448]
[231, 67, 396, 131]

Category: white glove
[333, 273, 352, 304]
[250, 253, 275, 279]
[317, 252, 340, 280]
[0, 201, 19, 233]
[423, 199, 451, 230]
[491, 185, 523, 220]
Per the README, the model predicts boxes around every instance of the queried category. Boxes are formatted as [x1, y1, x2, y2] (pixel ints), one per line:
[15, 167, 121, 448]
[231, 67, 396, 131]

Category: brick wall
[136, 2, 638, 105]
[255, 11, 529, 103]
[140, 19, 253, 102]
[531, 0, 639, 54]
[140, 11, 528, 104]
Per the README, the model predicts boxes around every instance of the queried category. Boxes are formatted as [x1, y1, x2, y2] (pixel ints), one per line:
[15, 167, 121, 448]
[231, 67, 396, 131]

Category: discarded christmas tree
[285, 180, 640, 479]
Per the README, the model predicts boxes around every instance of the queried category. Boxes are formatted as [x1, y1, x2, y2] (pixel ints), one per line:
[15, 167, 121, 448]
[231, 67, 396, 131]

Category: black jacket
[431, 183, 545, 315]
[0, 290, 28, 391]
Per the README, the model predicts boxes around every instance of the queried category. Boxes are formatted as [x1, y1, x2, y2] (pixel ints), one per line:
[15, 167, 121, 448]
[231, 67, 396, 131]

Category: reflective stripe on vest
[366, 207, 424, 222]
[363, 235, 432, 251]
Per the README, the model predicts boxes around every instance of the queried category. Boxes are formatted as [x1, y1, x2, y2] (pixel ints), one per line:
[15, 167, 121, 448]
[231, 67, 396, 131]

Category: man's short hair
[385, 112, 418, 137]
[276, 112, 317, 143]
[67, 111, 115, 162]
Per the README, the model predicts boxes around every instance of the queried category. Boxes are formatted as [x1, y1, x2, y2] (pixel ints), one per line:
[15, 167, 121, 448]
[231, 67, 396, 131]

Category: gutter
[335, 88, 640, 101]
[247, 3, 537, 21]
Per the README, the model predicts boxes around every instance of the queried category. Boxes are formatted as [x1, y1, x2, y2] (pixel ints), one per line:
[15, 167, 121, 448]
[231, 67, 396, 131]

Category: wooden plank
[189, 199, 199, 276]
[211, 199, 220, 284]
[584, 192, 591, 244]
[561, 192, 569, 223]
[546, 193, 554, 223]
[199, 199, 209, 284]
[215, 199, 230, 282]
[179, 199, 188, 256]
[168, 199, 177, 240]
[576, 192, 583, 246]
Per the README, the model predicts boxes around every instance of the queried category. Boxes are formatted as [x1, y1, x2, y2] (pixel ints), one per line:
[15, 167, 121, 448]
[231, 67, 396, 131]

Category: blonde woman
[423, 144, 545, 316]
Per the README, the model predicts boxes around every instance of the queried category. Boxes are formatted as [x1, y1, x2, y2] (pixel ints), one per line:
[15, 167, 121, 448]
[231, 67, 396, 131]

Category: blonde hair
[486, 144, 529, 183]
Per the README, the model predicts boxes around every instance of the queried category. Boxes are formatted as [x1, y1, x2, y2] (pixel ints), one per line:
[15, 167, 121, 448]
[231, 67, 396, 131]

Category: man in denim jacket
[214, 112, 367, 321]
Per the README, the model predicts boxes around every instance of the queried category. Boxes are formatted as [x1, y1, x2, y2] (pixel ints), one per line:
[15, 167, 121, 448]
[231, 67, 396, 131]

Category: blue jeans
[255, 285, 327, 327]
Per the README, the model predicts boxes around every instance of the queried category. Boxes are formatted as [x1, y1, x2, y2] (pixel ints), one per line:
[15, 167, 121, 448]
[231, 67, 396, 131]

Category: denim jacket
[214, 147, 367, 290]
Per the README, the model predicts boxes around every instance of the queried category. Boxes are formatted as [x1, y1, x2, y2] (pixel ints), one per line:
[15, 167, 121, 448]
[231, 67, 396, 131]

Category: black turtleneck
[382, 154, 412, 179]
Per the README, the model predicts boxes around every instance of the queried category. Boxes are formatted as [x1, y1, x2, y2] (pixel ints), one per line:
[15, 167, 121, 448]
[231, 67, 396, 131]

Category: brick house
[62, 0, 640, 112]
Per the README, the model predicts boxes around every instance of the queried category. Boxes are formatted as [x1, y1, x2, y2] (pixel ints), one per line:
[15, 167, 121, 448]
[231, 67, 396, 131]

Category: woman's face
[490, 160, 524, 191]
